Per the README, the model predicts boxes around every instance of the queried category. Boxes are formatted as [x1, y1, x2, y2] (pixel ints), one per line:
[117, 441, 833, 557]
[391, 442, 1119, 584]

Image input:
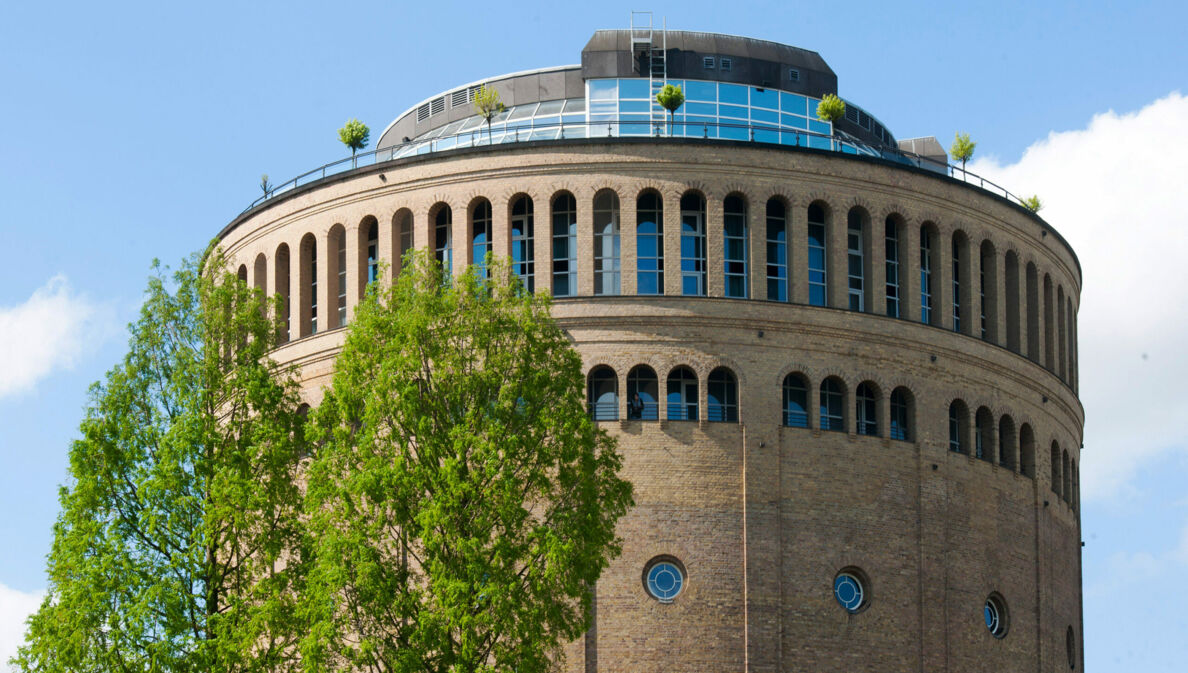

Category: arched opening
[552, 192, 577, 296]
[299, 233, 317, 337]
[587, 366, 618, 421]
[998, 415, 1017, 471]
[471, 198, 493, 277]
[359, 216, 379, 299]
[782, 373, 809, 428]
[975, 406, 994, 462]
[329, 224, 347, 328]
[510, 196, 535, 292]
[636, 190, 664, 295]
[394, 209, 414, 278]
[433, 204, 453, 275]
[1071, 458, 1079, 511]
[274, 243, 290, 343]
[237, 264, 248, 284]
[1026, 262, 1040, 361]
[980, 240, 998, 343]
[951, 230, 969, 334]
[819, 377, 845, 432]
[253, 254, 267, 306]
[846, 207, 871, 312]
[1051, 442, 1063, 498]
[680, 192, 707, 296]
[884, 214, 904, 318]
[1057, 285, 1067, 381]
[627, 365, 659, 420]
[1044, 273, 1055, 370]
[666, 366, 699, 421]
[1062, 449, 1071, 504]
[890, 387, 913, 441]
[766, 198, 788, 302]
[1019, 424, 1036, 478]
[707, 367, 739, 422]
[855, 381, 879, 436]
[807, 202, 828, 306]
[724, 195, 748, 298]
[593, 190, 621, 295]
[920, 223, 939, 325]
[1005, 250, 1021, 353]
[949, 400, 970, 454]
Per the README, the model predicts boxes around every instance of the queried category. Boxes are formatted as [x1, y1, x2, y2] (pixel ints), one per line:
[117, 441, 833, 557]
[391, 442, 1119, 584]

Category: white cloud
[0, 276, 109, 399]
[0, 583, 43, 671]
[965, 92, 1188, 502]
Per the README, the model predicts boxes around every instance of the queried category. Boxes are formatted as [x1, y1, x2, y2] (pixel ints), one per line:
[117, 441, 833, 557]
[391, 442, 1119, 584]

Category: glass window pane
[719, 83, 747, 105]
[589, 79, 617, 100]
[619, 78, 650, 99]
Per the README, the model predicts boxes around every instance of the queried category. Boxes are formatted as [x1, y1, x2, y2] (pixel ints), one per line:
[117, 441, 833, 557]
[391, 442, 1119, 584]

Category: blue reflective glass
[780, 92, 808, 115]
[781, 114, 807, 129]
[809, 119, 832, 135]
[619, 78, 651, 99]
[646, 562, 683, 601]
[809, 135, 832, 150]
[834, 573, 864, 612]
[638, 274, 659, 294]
[984, 605, 996, 630]
[619, 100, 651, 113]
[719, 104, 748, 119]
[751, 107, 778, 124]
[685, 80, 717, 101]
[720, 125, 748, 141]
[751, 87, 778, 109]
[589, 79, 617, 100]
[685, 101, 717, 116]
[719, 83, 747, 105]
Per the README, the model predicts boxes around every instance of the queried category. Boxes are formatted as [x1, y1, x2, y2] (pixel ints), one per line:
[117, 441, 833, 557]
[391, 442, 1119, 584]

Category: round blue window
[833, 571, 865, 613]
[645, 560, 684, 602]
[985, 595, 1008, 638]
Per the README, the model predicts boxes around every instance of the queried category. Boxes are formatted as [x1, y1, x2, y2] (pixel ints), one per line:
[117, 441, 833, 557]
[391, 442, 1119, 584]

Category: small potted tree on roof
[950, 132, 976, 174]
[472, 85, 505, 144]
[338, 119, 370, 168]
[656, 83, 685, 137]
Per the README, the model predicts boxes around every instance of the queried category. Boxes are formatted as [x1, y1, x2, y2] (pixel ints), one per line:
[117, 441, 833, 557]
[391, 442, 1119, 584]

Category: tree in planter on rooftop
[300, 250, 634, 673]
[655, 83, 685, 136]
[12, 249, 310, 673]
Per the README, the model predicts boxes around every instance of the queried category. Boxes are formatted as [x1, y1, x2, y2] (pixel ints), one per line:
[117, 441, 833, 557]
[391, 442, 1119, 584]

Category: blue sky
[1, 1, 1186, 669]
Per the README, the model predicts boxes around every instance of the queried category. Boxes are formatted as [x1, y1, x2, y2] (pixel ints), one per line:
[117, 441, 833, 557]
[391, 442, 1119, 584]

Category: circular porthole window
[833, 569, 868, 613]
[984, 594, 1009, 638]
[643, 557, 685, 603]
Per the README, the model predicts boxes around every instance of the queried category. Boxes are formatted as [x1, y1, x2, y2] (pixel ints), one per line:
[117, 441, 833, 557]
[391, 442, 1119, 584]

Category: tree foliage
[655, 83, 685, 135]
[338, 118, 371, 156]
[950, 132, 976, 170]
[13, 250, 310, 673]
[300, 250, 634, 673]
[816, 93, 846, 124]
[1021, 194, 1043, 212]
[472, 85, 505, 141]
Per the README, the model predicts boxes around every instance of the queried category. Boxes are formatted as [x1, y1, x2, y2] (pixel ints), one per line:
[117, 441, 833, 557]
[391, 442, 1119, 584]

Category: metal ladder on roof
[630, 11, 667, 133]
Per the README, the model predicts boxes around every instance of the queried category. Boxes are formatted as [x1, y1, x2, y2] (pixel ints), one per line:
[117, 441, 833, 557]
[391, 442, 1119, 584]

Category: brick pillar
[492, 196, 511, 260]
[869, 213, 887, 316]
[706, 195, 724, 297]
[621, 193, 638, 296]
[317, 230, 333, 334]
[346, 220, 364, 323]
[453, 201, 471, 281]
[827, 207, 847, 309]
[535, 194, 554, 296]
[935, 229, 953, 331]
[663, 191, 682, 296]
[748, 195, 765, 301]
[577, 190, 595, 297]
[789, 203, 809, 305]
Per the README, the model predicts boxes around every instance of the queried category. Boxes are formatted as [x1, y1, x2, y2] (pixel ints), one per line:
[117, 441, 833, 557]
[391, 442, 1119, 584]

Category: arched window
[1050, 442, 1062, 498]
[855, 382, 878, 436]
[920, 224, 936, 325]
[365, 218, 379, 285]
[846, 208, 869, 312]
[472, 199, 492, 277]
[951, 231, 968, 333]
[949, 400, 969, 454]
[807, 203, 828, 306]
[1071, 458, 1079, 511]
[253, 253, 267, 295]
[890, 387, 912, 441]
[707, 367, 738, 422]
[627, 365, 659, 420]
[667, 367, 698, 421]
[975, 407, 994, 462]
[275, 243, 290, 343]
[511, 196, 535, 292]
[724, 195, 747, 298]
[782, 373, 809, 428]
[1062, 449, 1071, 504]
[1057, 285, 1067, 381]
[594, 190, 621, 295]
[999, 415, 1017, 471]
[587, 366, 618, 421]
[1019, 424, 1036, 478]
[552, 193, 577, 296]
[1026, 262, 1040, 362]
[981, 241, 998, 342]
[434, 205, 453, 274]
[885, 215, 902, 318]
[680, 192, 706, 296]
[766, 199, 788, 302]
[300, 233, 318, 337]
[636, 191, 664, 295]
[1044, 274, 1055, 370]
[331, 224, 347, 328]
[396, 210, 414, 277]
[819, 377, 844, 431]
[1005, 250, 1021, 353]
[237, 264, 248, 284]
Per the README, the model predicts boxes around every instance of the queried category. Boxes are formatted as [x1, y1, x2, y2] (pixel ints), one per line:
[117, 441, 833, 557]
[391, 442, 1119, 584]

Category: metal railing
[245, 118, 1033, 215]
[626, 401, 659, 421]
[588, 401, 619, 421]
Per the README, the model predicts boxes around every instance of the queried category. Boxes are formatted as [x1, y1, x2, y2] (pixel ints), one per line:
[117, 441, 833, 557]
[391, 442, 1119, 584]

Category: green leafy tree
[260, 173, 272, 196]
[300, 250, 634, 673]
[950, 132, 976, 171]
[816, 93, 846, 124]
[1021, 194, 1043, 212]
[338, 118, 371, 156]
[13, 250, 310, 673]
[655, 83, 685, 136]
[472, 85, 505, 142]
